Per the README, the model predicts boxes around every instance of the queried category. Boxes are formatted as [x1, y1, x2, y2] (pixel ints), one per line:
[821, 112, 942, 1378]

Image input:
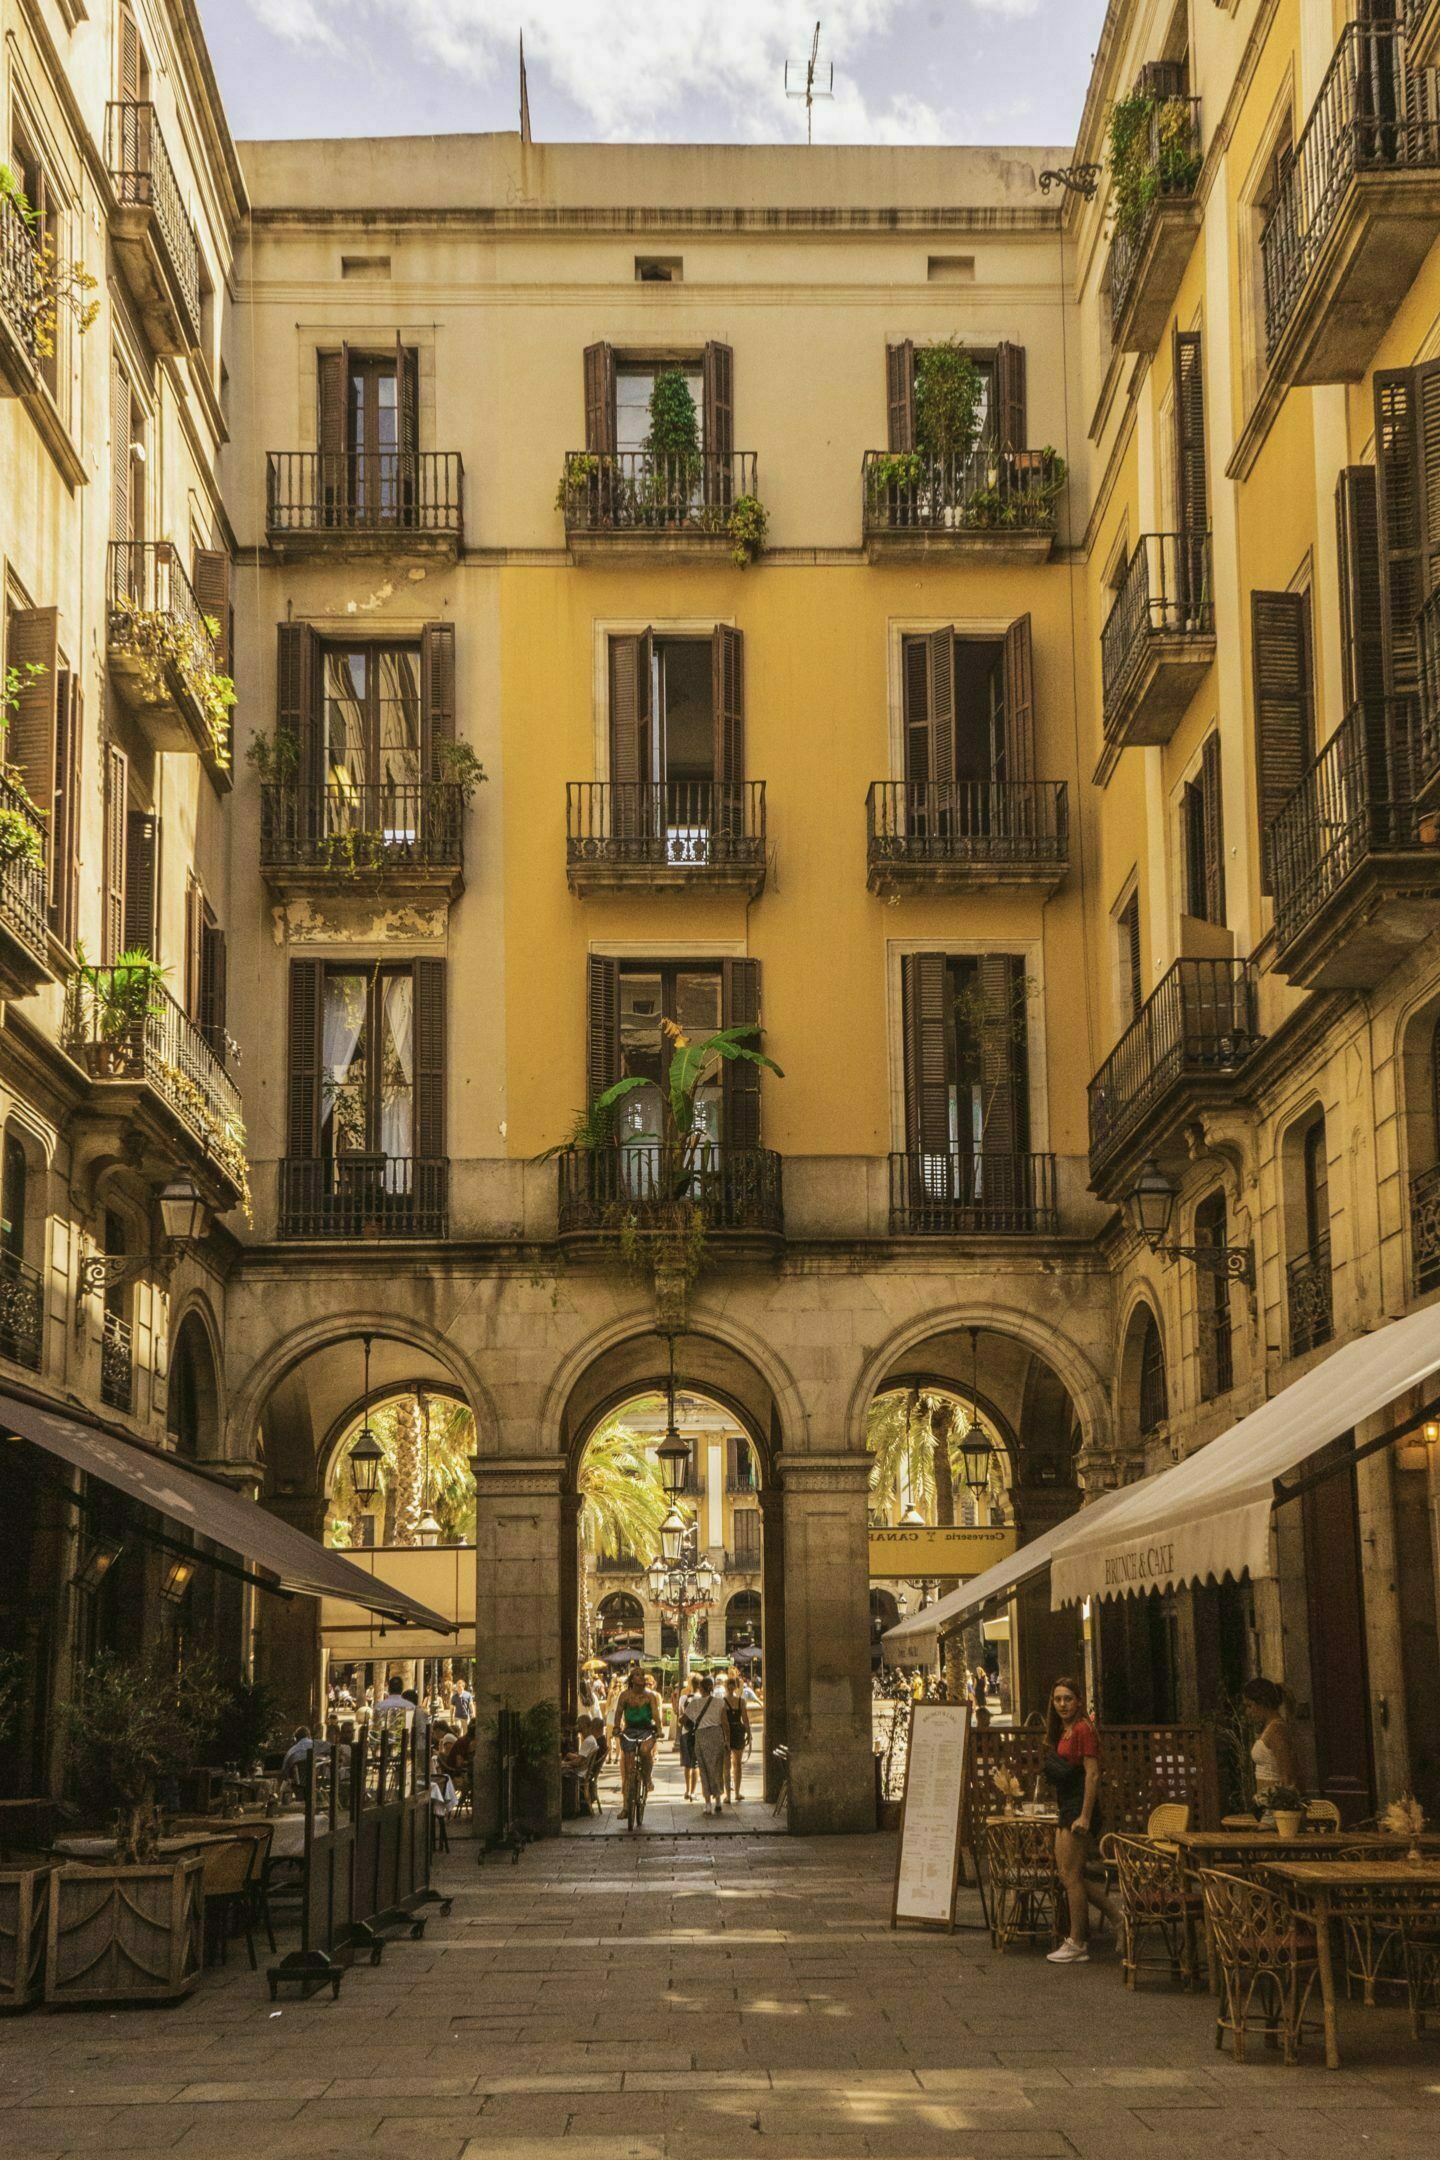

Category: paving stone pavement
[3, 1826, 1438, 2160]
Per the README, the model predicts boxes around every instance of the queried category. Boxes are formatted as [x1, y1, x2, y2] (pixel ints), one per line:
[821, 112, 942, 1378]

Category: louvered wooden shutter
[1337, 466, 1386, 714]
[1002, 615, 1035, 786]
[191, 549, 231, 671]
[886, 342, 915, 452]
[110, 360, 132, 547]
[583, 342, 617, 455]
[1201, 731, 1226, 927]
[1373, 364, 1440, 701]
[414, 957, 446, 1160]
[702, 342, 734, 460]
[712, 624, 744, 787]
[902, 636, 930, 785]
[721, 959, 762, 1150]
[103, 745, 129, 963]
[396, 338, 419, 454]
[52, 673, 80, 946]
[926, 627, 956, 785]
[286, 960, 323, 1156]
[1121, 892, 1142, 1021]
[124, 809, 158, 954]
[995, 343, 1027, 454]
[5, 606, 58, 814]
[277, 622, 323, 793]
[586, 955, 621, 1106]
[200, 924, 226, 1051]
[901, 951, 949, 1154]
[978, 953, 1026, 1161]
[1251, 591, 1312, 894]
[184, 877, 204, 1018]
[1173, 327, 1208, 533]
[421, 621, 456, 775]
[318, 347, 348, 459]
[608, 629, 651, 838]
[119, 5, 143, 100]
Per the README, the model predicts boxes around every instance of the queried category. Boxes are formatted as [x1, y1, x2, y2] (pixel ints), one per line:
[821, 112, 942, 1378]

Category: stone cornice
[246, 204, 1062, 235]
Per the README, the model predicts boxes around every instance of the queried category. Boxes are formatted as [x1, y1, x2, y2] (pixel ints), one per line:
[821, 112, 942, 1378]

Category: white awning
[1050, 1306, 1440, 1610]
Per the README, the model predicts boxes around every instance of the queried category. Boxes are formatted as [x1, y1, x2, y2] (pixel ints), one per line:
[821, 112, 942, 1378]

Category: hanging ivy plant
[728, 494, 768, 568]
[109, 594, 236, 770]
[0, 164, 99, 362]
[1106, 90, 1201, 244]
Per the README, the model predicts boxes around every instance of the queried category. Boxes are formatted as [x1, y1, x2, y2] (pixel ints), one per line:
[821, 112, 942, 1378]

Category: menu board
[891, 1703, 970, 1930]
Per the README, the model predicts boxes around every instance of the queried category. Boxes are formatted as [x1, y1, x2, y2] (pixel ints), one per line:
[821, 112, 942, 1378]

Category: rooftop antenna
[519, 30, 532, 146]
[785, 20, 833, 145]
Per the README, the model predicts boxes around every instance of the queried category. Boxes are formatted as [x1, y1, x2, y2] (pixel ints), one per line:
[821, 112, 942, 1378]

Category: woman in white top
[1243, 1677, 1298, 1807]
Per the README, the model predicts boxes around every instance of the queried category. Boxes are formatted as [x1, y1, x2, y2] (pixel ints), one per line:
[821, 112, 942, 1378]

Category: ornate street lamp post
[647, 1512, 718, 1691]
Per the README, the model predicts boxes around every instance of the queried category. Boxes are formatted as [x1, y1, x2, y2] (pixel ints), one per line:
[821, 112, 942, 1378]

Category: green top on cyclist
[612, 1666, 662, 1807]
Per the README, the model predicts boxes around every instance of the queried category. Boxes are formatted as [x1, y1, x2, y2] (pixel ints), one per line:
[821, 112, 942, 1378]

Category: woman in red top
[1043, 1675, 1119, 1964]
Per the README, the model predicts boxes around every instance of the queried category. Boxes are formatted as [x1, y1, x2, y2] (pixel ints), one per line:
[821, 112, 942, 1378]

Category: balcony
[62, 970, 246, 1215]
[1101, 532, 1214, 752]
[861, 447, 1063, 564]
[866, 781, 1068, 894]
[596, 1552, 644, 1574]
[725, 1547, 762, 1574]
[888, 1151, 1059, 1237]
[106, 103, 201, 354]
[0, 189, 43, 392]
[1269, 698, 1440, 991]
[0, 772, 54, 998]
[278, 1156, 449, 1240]
[1411, 1161, 1440, 1293]
[1288, 1238, 1334, 1358]
[0, 1251, 43, 1373]
[100, 1310, 133, 1414]
[1408, 0, 1440, 71]
[260, 782, 465, 903]
[107, 543, 231, 778]
[265, 452, 464, 561]
[1262, 20, 1440, 389]
[1087, 959, 1262, 1196]
[560, 450, 758, 562]
[556, 1144, 783, 1246]
[565, 783, 766, 898]
[1108, 92, 1203, 354]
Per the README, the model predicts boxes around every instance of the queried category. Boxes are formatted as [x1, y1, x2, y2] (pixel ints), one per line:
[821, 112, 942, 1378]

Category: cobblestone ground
[3, 1825, 1438, 2160]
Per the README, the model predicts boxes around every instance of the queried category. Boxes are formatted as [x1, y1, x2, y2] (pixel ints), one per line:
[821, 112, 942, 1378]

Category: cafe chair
[1400, 1917, 1440, 2039]
[1305, 1799, 1342, 1829]
[1145, 1802, 1191, 1845]
[1102, 1833, 1199, 1989]
[1197, 1868, 1322, 2065]
[986, 1816, 1059, 1954]
[201, 1837, 259, 1970]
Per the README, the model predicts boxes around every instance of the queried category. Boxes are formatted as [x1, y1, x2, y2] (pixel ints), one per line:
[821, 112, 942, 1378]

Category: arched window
[597, 1591, 644, 1655]
[166, 1313, 219, 1461]
[0, 1131, 40, 1371]
[725, 1587, 762, 1654]
[1138, 1309, 1168, 1437]
[1288, 1111, 1333, 1354]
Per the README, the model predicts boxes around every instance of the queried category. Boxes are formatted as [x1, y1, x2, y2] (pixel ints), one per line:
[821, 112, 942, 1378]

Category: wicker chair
[1103, 1833, 1199, 1989]
[1145, 1803, 1190, 1844]
[1305, 1799, 1342, 1829]
[200, 1837, 258, 1969]
[1197, 1867, 1322, 2065]
[986, 1816, 1058, 1953]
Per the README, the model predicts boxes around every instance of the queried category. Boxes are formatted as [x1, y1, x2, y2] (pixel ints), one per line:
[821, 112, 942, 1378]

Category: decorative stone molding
[472, 1456, 567, 1501]
[774, 1451, 872, 1495]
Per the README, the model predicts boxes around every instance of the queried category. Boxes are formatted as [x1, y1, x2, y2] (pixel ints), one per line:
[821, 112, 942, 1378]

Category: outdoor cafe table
[51, 1833, 233, 1862]
[1259, 1859, 1440, 2069]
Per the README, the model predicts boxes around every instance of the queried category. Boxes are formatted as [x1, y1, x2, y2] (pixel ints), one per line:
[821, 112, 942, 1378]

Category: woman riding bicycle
[612, 1665, 661, 1814]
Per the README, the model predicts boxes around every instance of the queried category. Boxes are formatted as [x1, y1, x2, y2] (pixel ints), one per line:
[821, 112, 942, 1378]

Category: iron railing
[108, 540, 217, 658]
[559, 450, 757, 535]
[1088, 959, 1261, 1169]
[1417, 587, 1440, 793]
[1108, 92, 1203, 330]
[107, 102, 201, 346]
[1411, 1161, 1440, 1292]
[0, 772, 50, 966]
[0, 1251, 43, 1372]
[556, 1144, 783, 1239]
[260, 782, 465, 875]
[278, 1156, 449, 1239]
[726, 1544, 762, 1572]
[63, 969, 244, 1180]
[1197, 1305, 1234, 1404]
[265, 452, 464, 540]
[1101, 531, 1213, 731]
[862, 447, 1063, 537]
[100, 1309, 133, 1413]
[0, 186, 43, 376]
[867, 781, 1068, 872]
[1269, 697, 1422, 955]
[888, 1151, 1059, 1236]
[1262, 20, 1440, 358]
[595, 1552, 644, 1574]
[566, 782, 765, 872]
[1287, 1238, 1334, 1357]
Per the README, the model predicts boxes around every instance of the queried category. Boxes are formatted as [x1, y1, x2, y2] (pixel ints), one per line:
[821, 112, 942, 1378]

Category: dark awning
[1, 1391, 454, 1631]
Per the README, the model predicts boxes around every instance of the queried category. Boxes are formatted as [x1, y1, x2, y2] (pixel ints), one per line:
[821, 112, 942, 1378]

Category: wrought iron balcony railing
[260, 782, 465, 876]
[0, 1250, 43, 1373]
[867, 781, 1068, 873]
[1108, 92, 1204, 331]
[888, 1151, 1059, 1237]
[1416, 587, 1440, 796]
[0, 772, 50, 968]
[100, 1308, 133, 1413]
[0, 186, 43, 379]
[725, 1545, 762, 1572]
[1269, 698, 1422, 956]
[565, 782, 765, 873]
[63, 968, 244, 1191]
[595, 1551, 645, 1574]
[108, 539, 216, 656]
[559, 450, 757, 537]
[107, 101, 201, 346]
[265, 452, 464, 541]
[556, 1144, 783, 1240]
[278, 1155, 449, 1239]
[1101, 531, 1214, 732]
[1197, 1305, 1234, 1405]
[1088, 959, 1261, 1172]
[862, 447, 1063, 538]
[1262, 20, 1440, 360]
[1411, 1160, 1440, 1293]
[1287, 1237, 1334, 1357]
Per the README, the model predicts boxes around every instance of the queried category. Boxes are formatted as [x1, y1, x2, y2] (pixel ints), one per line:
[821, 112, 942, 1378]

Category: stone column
[473, 1456, 565, 1842]
[779, 1452, 874, 1835]
[256, 1493, 326, 1726]
[759, 1488, 787, 1802]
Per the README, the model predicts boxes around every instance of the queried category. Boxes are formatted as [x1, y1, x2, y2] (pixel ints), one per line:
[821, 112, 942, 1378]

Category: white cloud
[968, 0, 1042, 16]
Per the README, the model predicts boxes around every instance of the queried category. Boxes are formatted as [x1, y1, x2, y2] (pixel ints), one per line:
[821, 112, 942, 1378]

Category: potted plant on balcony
[644, 367, 702, 527]
[0, 661, 48, 867]
[1105, 85, 1202, 256]
[915, 339, 985, 526]
[108, 589, 236, 771]
[69, 947, 169, 1077]
[0, 165, 99, 369]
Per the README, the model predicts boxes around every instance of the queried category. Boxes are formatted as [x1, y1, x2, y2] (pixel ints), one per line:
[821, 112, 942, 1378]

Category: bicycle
[622, 1737, 654, 1831]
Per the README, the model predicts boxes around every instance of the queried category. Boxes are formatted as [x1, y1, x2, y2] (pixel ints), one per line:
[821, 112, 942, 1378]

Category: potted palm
[70, 947, 169, 1077]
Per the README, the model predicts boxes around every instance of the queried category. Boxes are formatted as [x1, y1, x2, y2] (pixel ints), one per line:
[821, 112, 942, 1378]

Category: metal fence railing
[862, 447, 1063, 537]
[565, 781, 765, 871]
[1108, 92, 1203, 330]
[1411, 1161, 1440, 1293]
[107, 101, 201, 346]
[278, 1156, 449, 1239]
[888, 1151, 1059, 1236]
[1101, 531, 1213, 732]
[266, 452, 464, 540]
[63, 968, 244, 1185]
[867, 781, 1068, 873]
[260, 782, 465, 874]
[1088, 959, 1261, 1173]
[556, 1144, 783, 1238]
[560, 449, 757, 534]
[0, 771, 50, 967]
[1269, 698, 1422, 957]
[0, 1250, 43, 1372]
[1287, 1237, 1334, 1357]
[0, 187, 43, 376]
[100, 1309, 132, 1413]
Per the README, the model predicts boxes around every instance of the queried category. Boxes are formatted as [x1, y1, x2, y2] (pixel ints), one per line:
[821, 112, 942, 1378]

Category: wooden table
[52, 1833, 231, 1863]
[1261, 1860, 1440, 2068]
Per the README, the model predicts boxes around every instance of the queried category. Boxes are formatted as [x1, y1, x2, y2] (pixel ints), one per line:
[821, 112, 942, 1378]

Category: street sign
[868, 1525, 1017, 1579]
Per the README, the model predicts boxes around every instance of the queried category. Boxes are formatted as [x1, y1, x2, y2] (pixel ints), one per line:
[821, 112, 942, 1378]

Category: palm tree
[390, 1392, 424, 1546]
[577, 1414, 667, 1654]
[327, 1393, 477, 1548]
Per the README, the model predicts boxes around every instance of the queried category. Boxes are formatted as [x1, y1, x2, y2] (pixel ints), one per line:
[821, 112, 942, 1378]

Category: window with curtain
[320, 967, 415, 1172]
[322, 645, 423, 834]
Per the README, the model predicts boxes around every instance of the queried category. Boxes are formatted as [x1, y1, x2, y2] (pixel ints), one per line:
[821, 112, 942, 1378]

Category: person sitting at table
[282, 1726, 315, 1786]
[561, 1717, 602, 1814]
[1242, 1677, 1299, 1816]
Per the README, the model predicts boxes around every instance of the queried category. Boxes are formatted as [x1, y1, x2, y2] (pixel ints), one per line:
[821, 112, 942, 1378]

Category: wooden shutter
[118, 4, 144, 101]
[712, 624, 744, 787]
[721, 959, 762, 1150]
[102, 745, 129, 963]
[396, 338, 419, 454]
[1374, 362, 1440, 698]
[995, 342, 1027, 454]
[702, 342, 734, 460]
[586, 955, 621, 1106]
[902, 636, 930, 785]
[5, 606, 58, 813]
[1251, 591, 1312, 893]
[200, 924, 226, 1051]
[1201, 731, 1226, 927]
[1001, 615, 1035, 786]
[191, 549, 231, 671]
[901, 951, 949, 1154]
[1337, 466, 1386, 714]
[886, 342, 915, 452]
[110, 360, 132, 547]
[123, 808, 158, 954]
[1121, 892, 1142, 1021]
[926, 626, 956, 786]
[414, 957, 446, 1160]
[318, 347, 349, 460]
[583, 342, 617, 455]
[978, 953, 1026, 1160]
[286, 960, 323, 1156]
[184, 877, 205, 1018]
[52, 673, 80, 946]
[1173, 327, 1208, 533]
[608, 630, 651, 838]
[277, 622, 323, 792]
[421, 621, 456, 775]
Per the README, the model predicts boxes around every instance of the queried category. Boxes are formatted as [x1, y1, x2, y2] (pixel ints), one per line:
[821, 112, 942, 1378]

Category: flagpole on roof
[519, 31, 532, 146]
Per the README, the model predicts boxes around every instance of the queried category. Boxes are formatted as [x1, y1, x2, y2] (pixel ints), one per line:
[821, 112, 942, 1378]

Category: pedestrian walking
[1043, 1675, 1120, 1965]
[677, 1679, 703, 1800]
[689, 1674, 726, 1815]
[721, 1675, 751, 1800]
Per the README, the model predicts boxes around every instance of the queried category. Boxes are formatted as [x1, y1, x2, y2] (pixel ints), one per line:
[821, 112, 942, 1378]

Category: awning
[1050, 1305, 1440, 1610]
[321, 1543, 476, 1658]
[1, 1391, 454, 1631]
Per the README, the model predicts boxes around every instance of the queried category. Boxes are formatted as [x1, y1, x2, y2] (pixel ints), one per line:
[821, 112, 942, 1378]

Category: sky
[198, 1, 1109, 149]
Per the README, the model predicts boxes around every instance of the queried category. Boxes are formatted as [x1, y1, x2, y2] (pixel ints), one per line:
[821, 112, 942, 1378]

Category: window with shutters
[1, 599, 66, 969]
[316, 966, 418, 1161]
[1182, 732, 1226, 926]
[1251, 586, 1314, 894]
[901, 953, 1031, 1163]
[566, 343, 749, 542]
[9, 123, 60, 397]
[184, 877, 227, 1060]
[1137, 1309, 1169, 1438]
[1116, 889, 1144, 1026]
[1286, 1110, 1333, 1355]
[731, 1506, 760, 1566]
[615, 967, 725, 1148]
[1194, 1188, 1234, 1402]
[322, 644, 423, 793]
[314, 344, 420, 524]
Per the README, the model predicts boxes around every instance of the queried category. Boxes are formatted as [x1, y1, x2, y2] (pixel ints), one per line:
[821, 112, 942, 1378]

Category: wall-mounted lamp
[160, 1554, 196, 1604]
[1124, 1158, 1256, 1286]
[71, 1536, 124, 1592]
[158, 1179, 211, 1247]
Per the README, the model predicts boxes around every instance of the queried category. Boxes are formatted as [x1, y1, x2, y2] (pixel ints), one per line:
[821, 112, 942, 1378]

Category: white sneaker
[1046, 1939, 1090, 1964]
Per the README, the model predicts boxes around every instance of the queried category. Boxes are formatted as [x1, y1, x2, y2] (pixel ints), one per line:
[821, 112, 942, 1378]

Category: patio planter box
[0, 1865, 51, 2011]
[45, 1857, 203, 2006]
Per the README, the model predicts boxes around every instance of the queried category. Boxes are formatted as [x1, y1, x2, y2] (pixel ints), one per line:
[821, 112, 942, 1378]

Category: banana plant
[546, 1020, 783, 1197]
